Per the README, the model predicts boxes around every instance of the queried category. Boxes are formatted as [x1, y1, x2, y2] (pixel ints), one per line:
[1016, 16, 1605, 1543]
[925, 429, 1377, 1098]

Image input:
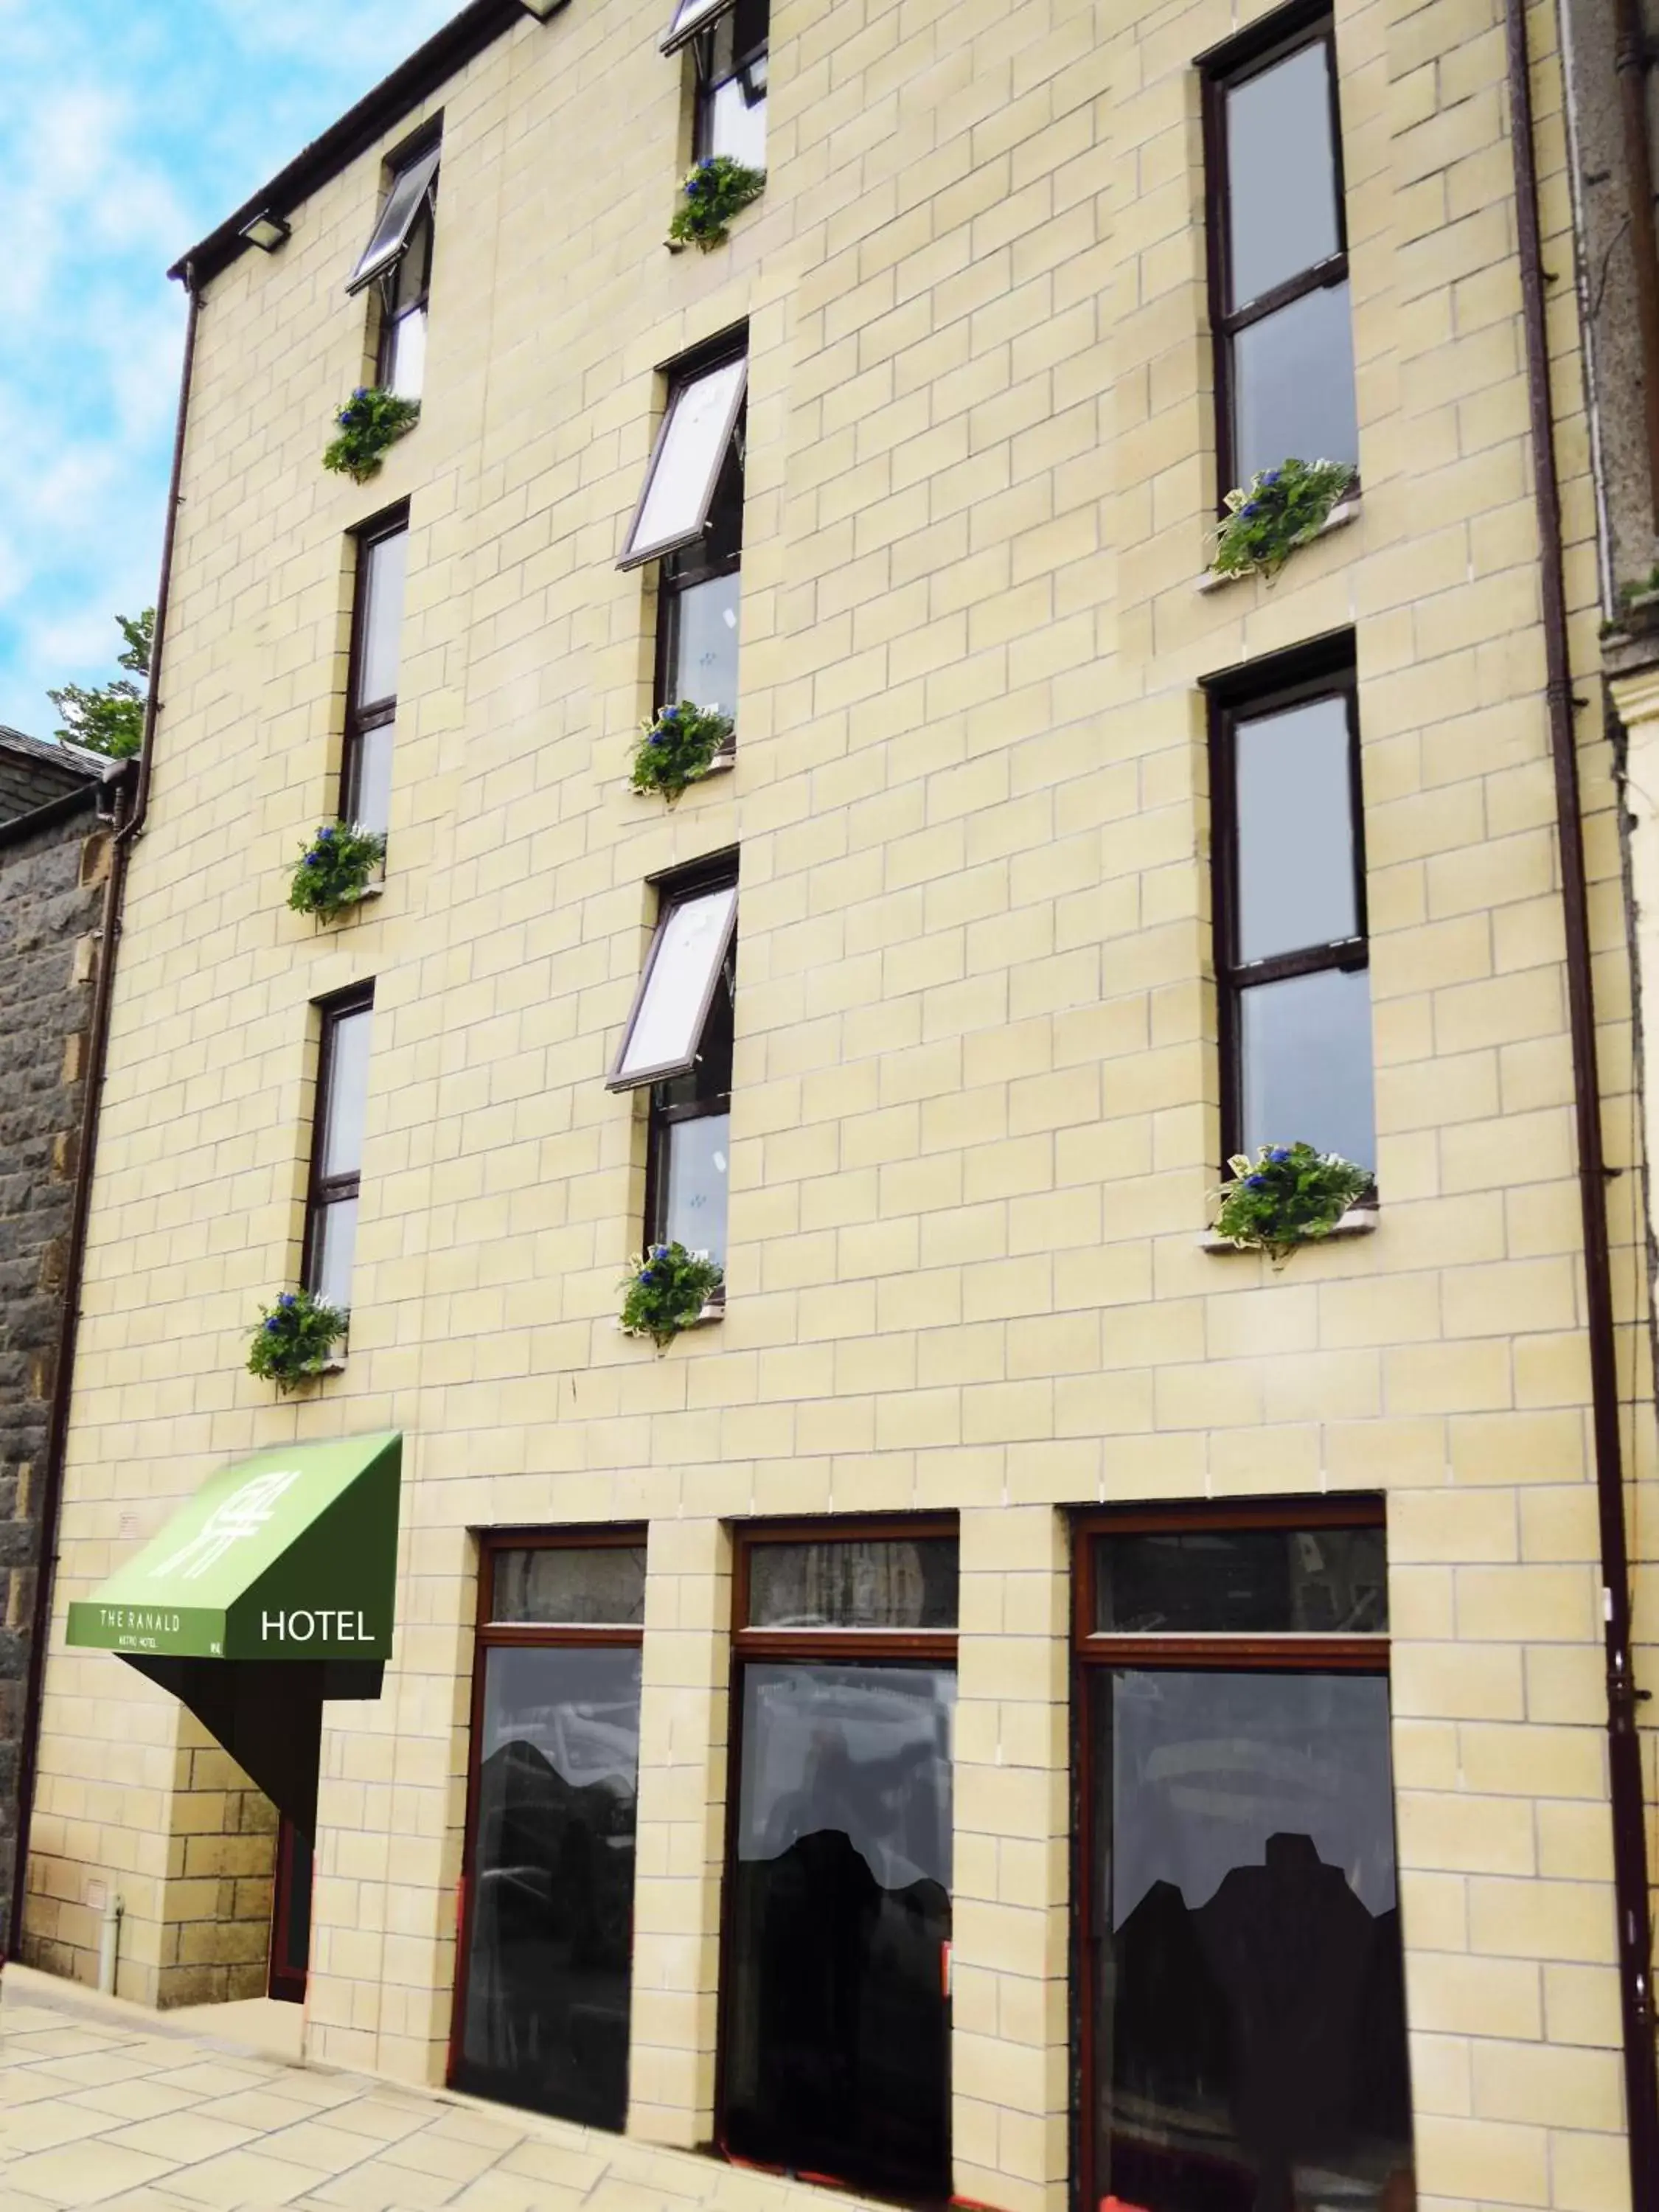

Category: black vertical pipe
[1506, 0, 1659, 2194]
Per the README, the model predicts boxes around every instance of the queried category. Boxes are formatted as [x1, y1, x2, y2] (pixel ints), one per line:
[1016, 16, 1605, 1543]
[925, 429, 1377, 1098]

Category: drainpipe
[96, 1893, 123, 1998]
[1614, 0, 1659, 530]
[1506, 1, 1659, 2194]
[7, 268, 201, 1963]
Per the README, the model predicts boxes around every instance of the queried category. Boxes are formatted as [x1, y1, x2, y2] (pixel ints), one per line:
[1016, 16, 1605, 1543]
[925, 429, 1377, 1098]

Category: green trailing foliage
[322, 386, 421, 483]
[287, 820, 386, 922]
[1211, 1141, 1372, 1267]
[666, 156, 765, 251]
[619, 1242, 724, 1349]
[629, 700, 733, 802]
[1211, 458, 1355, 583]
[247, 1289, 347, 1391]
[48, 609, 153, 759]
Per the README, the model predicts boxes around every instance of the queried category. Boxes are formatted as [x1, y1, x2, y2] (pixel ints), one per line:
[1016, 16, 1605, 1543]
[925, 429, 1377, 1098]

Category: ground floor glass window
[453, 1532, 645, 2132]
[721, 1523, 957, 2202]
[1077, 1503, 1413, 2212]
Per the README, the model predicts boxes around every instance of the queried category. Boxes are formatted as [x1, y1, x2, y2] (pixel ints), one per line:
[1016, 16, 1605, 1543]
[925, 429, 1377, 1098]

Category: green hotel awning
[68, 1432, 402, 1663]
[66, 1434, 402, 1840]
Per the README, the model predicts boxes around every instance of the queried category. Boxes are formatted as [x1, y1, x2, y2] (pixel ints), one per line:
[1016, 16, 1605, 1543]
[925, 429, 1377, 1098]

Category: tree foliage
[47, 609, 153, 759]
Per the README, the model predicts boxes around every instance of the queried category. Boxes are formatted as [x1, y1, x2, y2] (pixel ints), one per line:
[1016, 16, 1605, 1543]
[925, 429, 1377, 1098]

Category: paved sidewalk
[0, 1971, 853, 2212]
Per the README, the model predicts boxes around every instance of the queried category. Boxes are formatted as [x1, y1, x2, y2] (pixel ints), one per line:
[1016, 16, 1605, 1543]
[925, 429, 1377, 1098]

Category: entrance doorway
[268, 1815, 313, 2004]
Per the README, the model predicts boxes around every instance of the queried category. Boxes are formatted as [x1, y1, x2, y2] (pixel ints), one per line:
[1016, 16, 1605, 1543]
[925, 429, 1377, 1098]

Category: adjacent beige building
[17, 0, 1659, 2206]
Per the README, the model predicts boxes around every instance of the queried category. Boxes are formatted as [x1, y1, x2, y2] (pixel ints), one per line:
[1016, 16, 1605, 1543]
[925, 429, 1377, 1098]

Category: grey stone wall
[0, 731, 102, 826]
[0, 802, 105, 1955]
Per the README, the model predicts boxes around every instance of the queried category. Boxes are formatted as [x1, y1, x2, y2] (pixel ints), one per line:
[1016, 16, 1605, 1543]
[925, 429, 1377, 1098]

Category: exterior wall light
[518, 0, 570, 15]
[240, 212, 291, 253]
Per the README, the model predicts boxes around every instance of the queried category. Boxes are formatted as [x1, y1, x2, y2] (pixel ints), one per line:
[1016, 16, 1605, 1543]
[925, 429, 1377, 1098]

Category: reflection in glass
[320, 1009, 373, 1179]
[1093, 1526, 1387, 1638]
[664, 1111, 729, 1265]
[387, 302, 427, 401]
[1089, 1670, 1413, 2212]
[1240, 963, 1374, 1171]
[1226, 44, 1340, 307]
[311, 1195, 358, 1312]
[1235, 698, 1356, 964]
[348, 718, 394, 838]
[723, 1663, 955, 2199]
[492, 1547, 647, 1627]
[616, 885, 737, 1084]
[357, 530, 408, 709]
[458, 1644, 641, 2129]
[668, 570, 741, 723]
[708, 73, 767, 168]
[632, 358, 746, 560]
[748, 1539, 961, 1630]
[1234, 281, 1357, 483]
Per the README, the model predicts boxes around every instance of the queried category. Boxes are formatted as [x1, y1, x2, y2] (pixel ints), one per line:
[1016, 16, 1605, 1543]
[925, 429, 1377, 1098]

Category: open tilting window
[663, 0, 768, 167]
[347, 139, 439, 401]
[304, 987, 374, 1313]
[342, 510, 408, 840]
[720, 1520, 958, 2202]
[619, 342, 746, 739]
[608, 863, 737, 1270]
[1207, 634, 1374, 1177]
[1074, 1499, 1413, 2212]
[451, 1529, 646, 2131]
[1201, 7, 1356, 489]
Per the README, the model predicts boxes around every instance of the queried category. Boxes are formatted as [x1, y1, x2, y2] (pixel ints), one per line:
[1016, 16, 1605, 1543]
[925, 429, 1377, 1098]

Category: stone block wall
[0, 796, 105, 1955]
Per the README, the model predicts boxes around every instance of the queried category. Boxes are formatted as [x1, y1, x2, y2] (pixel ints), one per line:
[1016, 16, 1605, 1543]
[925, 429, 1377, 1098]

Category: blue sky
[0, 0, 457, 737]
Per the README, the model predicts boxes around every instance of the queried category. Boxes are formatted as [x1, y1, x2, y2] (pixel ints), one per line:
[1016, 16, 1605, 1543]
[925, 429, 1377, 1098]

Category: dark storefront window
[452, 1531, 646, 2131]
[1076, 1500, 1413, 2212]
[720, 1520, 958, 2202]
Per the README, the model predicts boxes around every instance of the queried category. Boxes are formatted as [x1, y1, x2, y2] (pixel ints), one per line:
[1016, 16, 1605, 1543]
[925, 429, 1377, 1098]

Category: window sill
[1194, 496, 1360, 594]
[1200, 1206, 1378, 1254]
[693, 1298, 726, 1326]
[318, 1355, 348, 1375]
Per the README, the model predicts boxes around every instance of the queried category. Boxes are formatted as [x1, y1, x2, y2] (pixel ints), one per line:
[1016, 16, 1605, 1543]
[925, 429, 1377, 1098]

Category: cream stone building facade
[15, 0, 1659, 2207]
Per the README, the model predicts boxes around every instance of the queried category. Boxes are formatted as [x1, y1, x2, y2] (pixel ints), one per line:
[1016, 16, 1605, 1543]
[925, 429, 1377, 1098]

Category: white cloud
[0, 0, 459, 734]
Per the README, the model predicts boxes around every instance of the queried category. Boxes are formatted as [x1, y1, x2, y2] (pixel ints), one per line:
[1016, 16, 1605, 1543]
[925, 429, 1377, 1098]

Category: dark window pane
[748, 1538, 960, 1630]
[347, 716, 395, 836]
[491, 1546, 646, 1627]
[1226, 42, 1340, 307]
[1093, 1525, 1387, 1636]
[723, 1661, 954, 2199]
[458, 1644, 641, 2129]
[1234, 279, 1357, 481]
[1239, 962, 1374, 1172]
[1234, 695, 1357, 963]
[664, 1111, 730, 1266]
[356, 529, 408, 709]
[667, 569, 741, 723]
[320, 1007, 372, 1179]
[1089, 1670, 1413, 2211]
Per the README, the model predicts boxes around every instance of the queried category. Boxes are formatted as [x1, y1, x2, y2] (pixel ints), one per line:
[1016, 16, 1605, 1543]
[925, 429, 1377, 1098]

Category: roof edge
[169, 0, 525, 288]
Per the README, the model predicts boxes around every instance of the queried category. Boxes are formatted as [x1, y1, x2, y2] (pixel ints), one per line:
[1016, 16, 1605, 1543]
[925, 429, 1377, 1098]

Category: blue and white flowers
[288, 820, 386, 922]
[619, 1242, 724, 1348]
[322, 385, 420, 483]
[247, 1288, 347, 1391]
[666, 156, 765, 252]
[1211, 1141, 1371, 1265]
[629, 700, 734, 802]
[1212, 457, 1355, 582]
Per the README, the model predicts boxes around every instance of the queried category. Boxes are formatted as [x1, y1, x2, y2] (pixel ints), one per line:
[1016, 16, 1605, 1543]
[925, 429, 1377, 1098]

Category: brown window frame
[715, 1514, 961, 2177]
[644, 332, 747, 745]
[1200, 0, 1351, 504]
[1071, 1495, 1391, 2212]
[341, 507, 408, 835]
[448, 1525, 648, 2092]
[374, 189, 435, 392]
[1205, 630, 1368, 1172]
[301, 984, 374, 1308]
